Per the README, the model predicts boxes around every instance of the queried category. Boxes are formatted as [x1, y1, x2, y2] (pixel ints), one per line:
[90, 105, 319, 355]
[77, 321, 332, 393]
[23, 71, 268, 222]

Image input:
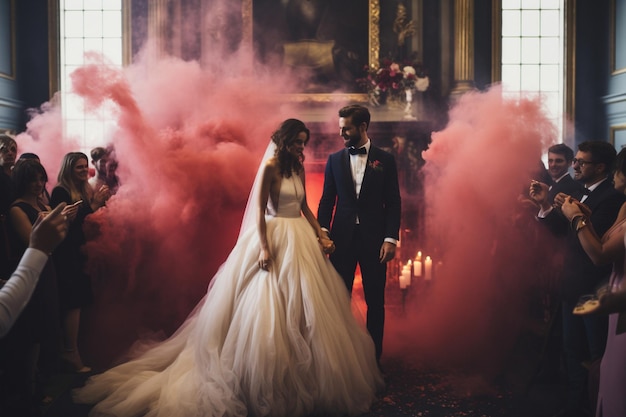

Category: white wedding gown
[74, 174, 384, 417]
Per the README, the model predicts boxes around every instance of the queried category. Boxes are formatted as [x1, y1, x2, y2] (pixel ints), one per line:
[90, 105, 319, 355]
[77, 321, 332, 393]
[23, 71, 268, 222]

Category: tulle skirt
[73, 215, 384, 417]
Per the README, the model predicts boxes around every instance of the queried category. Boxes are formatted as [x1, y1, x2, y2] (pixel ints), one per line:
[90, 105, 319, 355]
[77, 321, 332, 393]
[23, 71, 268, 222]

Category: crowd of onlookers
[0, 134, 119, 417]
[524, 141, 626, 417]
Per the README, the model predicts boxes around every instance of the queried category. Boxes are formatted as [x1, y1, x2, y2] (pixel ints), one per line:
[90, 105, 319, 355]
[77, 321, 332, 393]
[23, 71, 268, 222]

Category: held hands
[61, 200, 81, 222]
[318, 236, 335, 255]
[30, 203, 69, 255]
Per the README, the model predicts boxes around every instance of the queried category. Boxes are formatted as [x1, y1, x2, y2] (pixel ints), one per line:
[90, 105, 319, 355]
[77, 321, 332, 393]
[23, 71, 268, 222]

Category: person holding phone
[50, 152, 109, 373]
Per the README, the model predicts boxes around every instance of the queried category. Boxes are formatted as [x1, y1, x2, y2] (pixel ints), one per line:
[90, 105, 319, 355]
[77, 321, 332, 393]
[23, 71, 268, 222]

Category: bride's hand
[258, 249, 272, 271]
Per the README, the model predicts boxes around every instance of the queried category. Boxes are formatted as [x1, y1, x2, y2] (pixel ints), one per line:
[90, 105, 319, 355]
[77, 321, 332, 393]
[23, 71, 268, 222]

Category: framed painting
[242, 0, 380, 102]
[611, 124, 626, 150]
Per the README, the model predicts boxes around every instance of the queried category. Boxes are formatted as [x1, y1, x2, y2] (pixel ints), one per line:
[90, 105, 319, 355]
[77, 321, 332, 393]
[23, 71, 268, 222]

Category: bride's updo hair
[271, 118, 310, 177]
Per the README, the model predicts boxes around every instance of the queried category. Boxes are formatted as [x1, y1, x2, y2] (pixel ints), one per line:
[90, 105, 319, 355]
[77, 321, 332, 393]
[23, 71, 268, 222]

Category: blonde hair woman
[50, 152, 109, 372]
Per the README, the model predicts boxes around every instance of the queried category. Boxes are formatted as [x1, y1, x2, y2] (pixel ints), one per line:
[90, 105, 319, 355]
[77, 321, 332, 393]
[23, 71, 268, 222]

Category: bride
[73, 119, 384, 417]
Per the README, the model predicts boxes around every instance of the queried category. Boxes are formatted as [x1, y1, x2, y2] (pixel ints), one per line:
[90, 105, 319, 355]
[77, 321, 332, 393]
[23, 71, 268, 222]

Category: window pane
[502, 0, 521, 10]
[103, 0, 122, 10]
[542, 92, 560, 118]
[521, 37, 540, 63]
[84, 11, 103, 38]
[64, 39, 84, 65]
[520, 65, 540, 91]
[64, 11, 84, 37]
[524, 0, 541, 9]
[541, 0, 561, 9]
[63, 93, 85, 120]
[501, 65, 521, 90]
[84, 0, 103, 10]
[502, 38, 521, 64]
[521, 10, 540, 36]
[540, 37, 560, 63]
[63, 0, 84, 11]
[541, 10, 560, 36]
[102, 11, 122, 37]
[84, 38, 103, 54]
[540, 65, 560, 90]
[102, 39, 123, 65]
[502, 11, 521, 36]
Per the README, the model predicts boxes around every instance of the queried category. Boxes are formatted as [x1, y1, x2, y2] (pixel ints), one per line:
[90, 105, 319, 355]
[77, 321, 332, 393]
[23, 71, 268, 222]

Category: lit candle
[424, 256, 433, 281]
[416, 251, 422, 261]
[400, 268, 410, 289]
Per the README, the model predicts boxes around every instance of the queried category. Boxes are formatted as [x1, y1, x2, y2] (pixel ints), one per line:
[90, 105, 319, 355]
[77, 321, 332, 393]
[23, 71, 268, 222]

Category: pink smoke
[386, 87, 560, 382]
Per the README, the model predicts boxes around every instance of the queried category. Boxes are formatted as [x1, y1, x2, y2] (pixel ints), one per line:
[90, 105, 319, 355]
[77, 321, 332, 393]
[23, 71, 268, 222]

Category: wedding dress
[73, 172, 384, 417]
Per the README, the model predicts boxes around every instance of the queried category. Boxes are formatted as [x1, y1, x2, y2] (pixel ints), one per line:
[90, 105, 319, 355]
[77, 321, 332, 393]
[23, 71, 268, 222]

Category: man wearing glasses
[530, 141, 626, 417]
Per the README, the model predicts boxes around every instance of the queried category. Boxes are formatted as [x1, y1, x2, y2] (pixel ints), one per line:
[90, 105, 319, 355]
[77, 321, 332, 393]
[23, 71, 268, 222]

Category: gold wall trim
[491, 0, 501, 83]
[0, 0, 16, 80]
[48, 0, 60, 98]
[122, 0, 132, 66]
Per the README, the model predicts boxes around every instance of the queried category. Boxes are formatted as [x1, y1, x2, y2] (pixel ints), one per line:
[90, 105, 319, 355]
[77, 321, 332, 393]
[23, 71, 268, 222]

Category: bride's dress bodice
[267, 174, 304, 218]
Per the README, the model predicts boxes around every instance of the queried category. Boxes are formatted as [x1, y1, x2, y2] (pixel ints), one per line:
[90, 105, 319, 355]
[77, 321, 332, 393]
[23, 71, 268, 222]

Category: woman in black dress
[50, 152, 109, 372]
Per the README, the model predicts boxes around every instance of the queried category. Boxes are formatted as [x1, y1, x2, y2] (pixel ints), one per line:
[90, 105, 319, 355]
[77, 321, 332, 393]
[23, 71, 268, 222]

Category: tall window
[59, 0, 123, 155]
[501, 0, 565, 139]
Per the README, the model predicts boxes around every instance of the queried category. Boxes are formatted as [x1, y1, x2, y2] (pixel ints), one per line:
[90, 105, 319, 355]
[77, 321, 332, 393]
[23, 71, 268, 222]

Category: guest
[0, 203, 68, 416]
[50, 152, 109, 373]
[530, 141, 626, 417]
[1, 160, 69, 413]
[318, 104, 402, 362]
[88, 146, 108, 191]
[0, 135, 17, 280]
[560, 147, 626, 417]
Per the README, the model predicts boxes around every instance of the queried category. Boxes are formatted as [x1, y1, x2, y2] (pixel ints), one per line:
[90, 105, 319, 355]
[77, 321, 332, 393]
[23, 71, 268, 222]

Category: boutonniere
[368, 159, 383, 172]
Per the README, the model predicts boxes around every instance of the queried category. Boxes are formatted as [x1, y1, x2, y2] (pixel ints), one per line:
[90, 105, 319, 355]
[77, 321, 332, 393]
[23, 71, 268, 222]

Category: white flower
[415, 76, 429, 92]
[402, 66, 416, 77]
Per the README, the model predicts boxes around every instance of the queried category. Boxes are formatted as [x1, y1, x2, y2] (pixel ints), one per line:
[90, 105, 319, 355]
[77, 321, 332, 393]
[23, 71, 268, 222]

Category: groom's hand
[379, 242, 396, 263]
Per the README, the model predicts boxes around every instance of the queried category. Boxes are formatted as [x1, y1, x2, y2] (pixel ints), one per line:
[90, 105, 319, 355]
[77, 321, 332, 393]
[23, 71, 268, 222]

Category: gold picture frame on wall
[0, 0, 16, 80]
[242, 0, 379, 103]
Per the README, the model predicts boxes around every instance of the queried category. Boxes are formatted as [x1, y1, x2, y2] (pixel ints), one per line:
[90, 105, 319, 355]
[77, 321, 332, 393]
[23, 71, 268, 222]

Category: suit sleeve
[383, 153, 401, 240]
[317, 155, 337, 230]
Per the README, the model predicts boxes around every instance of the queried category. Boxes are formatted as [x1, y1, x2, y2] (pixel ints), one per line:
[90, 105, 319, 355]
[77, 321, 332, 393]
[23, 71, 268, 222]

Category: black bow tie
[582, 188, 590, 195]
[348, 147, 367, 155]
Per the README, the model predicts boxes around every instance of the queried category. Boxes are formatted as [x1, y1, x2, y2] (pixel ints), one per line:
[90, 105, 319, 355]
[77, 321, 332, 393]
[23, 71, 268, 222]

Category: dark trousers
[561, 300, 608, 412]
[330, 225, 386, 361]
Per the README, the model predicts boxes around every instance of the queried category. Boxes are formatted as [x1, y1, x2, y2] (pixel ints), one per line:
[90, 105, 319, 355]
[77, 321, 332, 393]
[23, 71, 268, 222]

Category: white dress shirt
[0, 248, 48, 337]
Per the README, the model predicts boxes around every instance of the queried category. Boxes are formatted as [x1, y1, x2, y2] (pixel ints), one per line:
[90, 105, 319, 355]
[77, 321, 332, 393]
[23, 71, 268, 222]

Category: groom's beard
[343, 132, 361, 148]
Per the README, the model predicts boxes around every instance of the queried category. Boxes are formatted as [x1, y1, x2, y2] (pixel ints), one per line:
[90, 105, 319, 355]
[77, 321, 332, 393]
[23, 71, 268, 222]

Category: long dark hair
[271, 119, 310, 177]
[12, 159, 48, 199]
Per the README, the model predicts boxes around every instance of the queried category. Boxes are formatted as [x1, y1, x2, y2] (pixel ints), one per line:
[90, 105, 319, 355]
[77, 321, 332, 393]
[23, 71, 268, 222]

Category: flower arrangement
[357, 58, 429, 106]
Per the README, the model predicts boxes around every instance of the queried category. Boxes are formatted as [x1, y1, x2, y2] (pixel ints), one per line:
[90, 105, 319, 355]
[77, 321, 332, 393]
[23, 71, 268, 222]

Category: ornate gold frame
[0, 0, 16, 80]
[241, 0, 379, 103]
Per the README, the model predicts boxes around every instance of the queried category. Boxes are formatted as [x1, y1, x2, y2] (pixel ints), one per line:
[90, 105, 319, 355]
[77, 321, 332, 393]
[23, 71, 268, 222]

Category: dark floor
[38, 355, 569, 417]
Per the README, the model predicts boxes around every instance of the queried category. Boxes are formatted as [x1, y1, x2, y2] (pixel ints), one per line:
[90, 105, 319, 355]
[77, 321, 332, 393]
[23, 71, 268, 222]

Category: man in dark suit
[530, 141, 626, 417]
[318, 105, 401, 362]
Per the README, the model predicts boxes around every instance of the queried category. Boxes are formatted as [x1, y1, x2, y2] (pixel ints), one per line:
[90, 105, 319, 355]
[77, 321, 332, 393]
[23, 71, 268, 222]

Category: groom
[318, 104, 401, 362]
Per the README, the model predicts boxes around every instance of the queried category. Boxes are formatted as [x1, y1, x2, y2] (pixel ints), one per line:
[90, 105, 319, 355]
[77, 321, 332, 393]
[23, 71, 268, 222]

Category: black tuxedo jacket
[318, 145, 401, 251]
[542, 179, 626, 303]
[547, 174, 585, 204]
